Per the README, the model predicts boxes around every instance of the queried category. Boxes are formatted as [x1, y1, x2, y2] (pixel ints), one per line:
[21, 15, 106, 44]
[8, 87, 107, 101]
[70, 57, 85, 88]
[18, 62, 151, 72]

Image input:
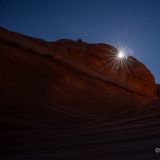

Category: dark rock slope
[0, 27, 160, 159]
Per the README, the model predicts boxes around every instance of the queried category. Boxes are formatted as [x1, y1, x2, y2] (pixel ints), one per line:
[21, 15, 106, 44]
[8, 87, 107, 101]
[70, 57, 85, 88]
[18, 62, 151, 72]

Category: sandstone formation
[0, 27, 160, 160]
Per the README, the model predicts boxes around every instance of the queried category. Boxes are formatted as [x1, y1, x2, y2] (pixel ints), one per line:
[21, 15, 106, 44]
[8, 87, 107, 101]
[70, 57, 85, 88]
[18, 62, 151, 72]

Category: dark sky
[0, 0, 160, 83]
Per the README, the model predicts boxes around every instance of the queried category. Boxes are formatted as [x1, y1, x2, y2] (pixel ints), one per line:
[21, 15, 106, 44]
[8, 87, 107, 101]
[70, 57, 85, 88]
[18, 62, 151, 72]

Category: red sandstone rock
[1, 27, 160, 160]
[49, 39, 156, 97]
[0, 27, 157, 128]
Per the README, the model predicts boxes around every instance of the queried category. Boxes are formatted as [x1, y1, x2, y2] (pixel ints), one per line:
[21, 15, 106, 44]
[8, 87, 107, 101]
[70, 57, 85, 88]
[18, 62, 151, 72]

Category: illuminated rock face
[1, 27, 156, 98]
[49, 39, 157, 97]
[0, 27, 157, 125]
[0, 27, 160, 160]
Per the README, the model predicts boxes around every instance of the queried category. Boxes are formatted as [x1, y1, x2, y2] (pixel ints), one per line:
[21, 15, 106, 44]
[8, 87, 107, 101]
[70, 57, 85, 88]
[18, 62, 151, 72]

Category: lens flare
[103, 45, 133, 81]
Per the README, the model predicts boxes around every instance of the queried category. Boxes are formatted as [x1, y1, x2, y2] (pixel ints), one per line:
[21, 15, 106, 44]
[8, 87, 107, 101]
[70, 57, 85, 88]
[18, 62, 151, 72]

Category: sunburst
[103, 45, 133, 81]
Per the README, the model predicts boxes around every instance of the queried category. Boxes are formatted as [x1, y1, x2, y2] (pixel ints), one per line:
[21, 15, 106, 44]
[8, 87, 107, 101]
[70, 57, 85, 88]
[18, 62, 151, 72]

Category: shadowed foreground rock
[0, 27, 160, 160]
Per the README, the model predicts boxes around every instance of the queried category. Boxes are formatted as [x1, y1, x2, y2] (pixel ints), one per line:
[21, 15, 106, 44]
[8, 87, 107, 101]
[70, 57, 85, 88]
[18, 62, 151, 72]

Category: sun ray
[103, 45, 133, 81]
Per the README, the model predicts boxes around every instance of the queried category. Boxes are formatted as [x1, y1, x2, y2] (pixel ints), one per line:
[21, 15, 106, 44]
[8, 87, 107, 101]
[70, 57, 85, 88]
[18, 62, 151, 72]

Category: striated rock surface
[49, 39, 156, 97]
[0, 27, 160, 160]
[0, 27, 157, 123]
[1, 27, 156, 98]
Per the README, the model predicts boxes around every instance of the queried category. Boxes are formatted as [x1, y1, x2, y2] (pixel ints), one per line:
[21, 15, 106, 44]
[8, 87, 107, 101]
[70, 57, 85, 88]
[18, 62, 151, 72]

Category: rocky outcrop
[0, 27, 157, 127]
[48, 39, 157, 97]
[1, 27, 160, 160]
[0, 27, 156, 98]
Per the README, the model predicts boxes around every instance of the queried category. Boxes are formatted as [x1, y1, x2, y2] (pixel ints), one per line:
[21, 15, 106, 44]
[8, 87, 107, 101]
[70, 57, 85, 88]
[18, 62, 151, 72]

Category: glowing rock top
[49, 39, 156, 97]
[0, 27, 157, 98]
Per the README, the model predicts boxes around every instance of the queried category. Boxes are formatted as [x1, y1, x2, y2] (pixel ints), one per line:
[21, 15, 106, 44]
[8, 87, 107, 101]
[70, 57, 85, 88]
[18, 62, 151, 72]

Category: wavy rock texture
[0, 27, 160, 159]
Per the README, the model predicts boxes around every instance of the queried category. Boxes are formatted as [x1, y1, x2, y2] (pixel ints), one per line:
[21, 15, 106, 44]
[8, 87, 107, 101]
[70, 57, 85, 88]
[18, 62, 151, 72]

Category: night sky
[0, 0, 160, 83]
